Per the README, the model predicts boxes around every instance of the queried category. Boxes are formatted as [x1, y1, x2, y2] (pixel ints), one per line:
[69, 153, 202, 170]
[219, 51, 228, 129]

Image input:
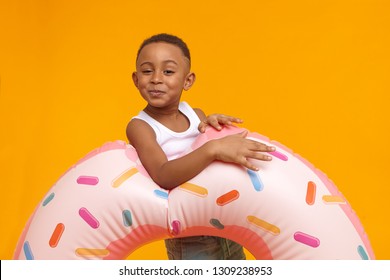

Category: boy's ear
[184, 72, 196, 91]
[132, 72, 139, 89]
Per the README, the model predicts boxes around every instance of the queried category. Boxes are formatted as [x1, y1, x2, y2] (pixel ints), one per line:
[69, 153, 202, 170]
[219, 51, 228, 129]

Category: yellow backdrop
[1, 0, 389, 260]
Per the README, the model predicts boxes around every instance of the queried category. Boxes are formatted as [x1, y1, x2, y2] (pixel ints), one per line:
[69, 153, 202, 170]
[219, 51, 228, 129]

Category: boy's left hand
[199, 114, 243, 133]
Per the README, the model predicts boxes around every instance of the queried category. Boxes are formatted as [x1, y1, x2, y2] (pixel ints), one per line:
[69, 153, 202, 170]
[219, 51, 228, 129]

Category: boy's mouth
[149, 90, 164, 97]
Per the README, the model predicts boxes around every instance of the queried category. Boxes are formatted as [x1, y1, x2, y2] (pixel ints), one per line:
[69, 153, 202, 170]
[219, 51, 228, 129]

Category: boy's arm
[127, 118, 217, 190]
[127, 118, 275, 190]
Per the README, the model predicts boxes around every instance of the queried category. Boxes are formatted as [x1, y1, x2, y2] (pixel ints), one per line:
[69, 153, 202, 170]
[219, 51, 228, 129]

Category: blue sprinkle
[122, 210, 132, 227]
[247, 170, 264, 191]
[23, 241, 34, 260]
[42, 193, 55, 206]
[357, 245, 369, 260]
[154, 189, 168, 199]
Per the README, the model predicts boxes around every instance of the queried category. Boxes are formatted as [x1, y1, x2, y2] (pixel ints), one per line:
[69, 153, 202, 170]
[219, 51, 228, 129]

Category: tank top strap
[131, 110, 164, 143]
[178, 101, 201, 126]
[131, 101, 201, 147]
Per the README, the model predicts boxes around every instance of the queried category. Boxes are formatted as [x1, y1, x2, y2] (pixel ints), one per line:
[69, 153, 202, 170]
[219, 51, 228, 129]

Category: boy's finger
[230, 117, 243, 123]
[244, 161, 260, 171]
[209, 119, 222, 130]
[239, 130, 249, 137]
[198, 121, 208, 133]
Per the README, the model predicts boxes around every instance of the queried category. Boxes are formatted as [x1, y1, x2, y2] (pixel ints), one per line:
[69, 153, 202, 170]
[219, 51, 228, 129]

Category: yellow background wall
[0, 0, 389, 260]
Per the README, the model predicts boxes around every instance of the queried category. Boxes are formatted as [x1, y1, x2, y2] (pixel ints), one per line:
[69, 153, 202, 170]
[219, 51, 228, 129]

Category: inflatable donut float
[13, 126, 374, 260]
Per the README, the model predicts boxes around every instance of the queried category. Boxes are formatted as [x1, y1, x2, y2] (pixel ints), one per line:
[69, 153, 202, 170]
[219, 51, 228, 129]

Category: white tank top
[132, 102, 201, 160]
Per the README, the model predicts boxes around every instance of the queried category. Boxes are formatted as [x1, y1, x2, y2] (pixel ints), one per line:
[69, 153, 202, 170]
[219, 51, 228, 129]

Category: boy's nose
[151, 72, 163, 83]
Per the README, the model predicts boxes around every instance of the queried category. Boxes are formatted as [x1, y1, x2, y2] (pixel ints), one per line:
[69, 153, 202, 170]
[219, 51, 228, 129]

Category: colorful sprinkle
[358, 245, 369, 260]
[306, 181, 316, 205]
[42, 192, 55, 206]
[77, 176, 99, 185]
[79, 207, 100, 229]
[49, 223, 65, 248]
[268, 150, 288, 161]
[210, 218, 224, 229]
[23, 241, 34, 260]
[171, 220, 181, 235]
[294, 231, 320, 248]
[216, 190, 239, 206]
[122, 210, 132, 227]
[322, 195, 346, 204]
[179, 182, 208, 197]
[247, 170, 264, 191]
[112, 168, 138, 188]
[75, 248, 110, 257]
[247, 215, 280, 235]
[154, 189, 169, 199]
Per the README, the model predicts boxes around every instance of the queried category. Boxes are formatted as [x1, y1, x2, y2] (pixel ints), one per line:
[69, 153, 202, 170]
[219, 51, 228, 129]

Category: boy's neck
[144, 104, 180, 119]
[144, 103, 190, 132]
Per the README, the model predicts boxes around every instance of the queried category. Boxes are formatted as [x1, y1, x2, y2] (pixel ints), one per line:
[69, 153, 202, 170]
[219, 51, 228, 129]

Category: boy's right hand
[209, 130, 275, 171]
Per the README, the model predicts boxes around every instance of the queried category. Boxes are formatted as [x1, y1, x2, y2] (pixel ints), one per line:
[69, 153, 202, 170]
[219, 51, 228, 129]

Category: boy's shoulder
[192, 107, 206, 121]
[126, 117, 153, 131]
[126, 118, 155, 142]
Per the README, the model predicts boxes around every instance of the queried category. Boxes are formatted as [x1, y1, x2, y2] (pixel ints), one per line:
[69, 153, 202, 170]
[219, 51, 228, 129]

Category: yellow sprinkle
[112, 168, 138, 188]
[322, 195, 346, 204]
[75, 248, 109, 257]
[179, 182, 208, 197]
[247, 215, 280, 235]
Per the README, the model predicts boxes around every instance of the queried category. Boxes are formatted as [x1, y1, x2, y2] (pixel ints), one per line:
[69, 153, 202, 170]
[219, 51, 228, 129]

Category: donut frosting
[13, 127, 374, 260]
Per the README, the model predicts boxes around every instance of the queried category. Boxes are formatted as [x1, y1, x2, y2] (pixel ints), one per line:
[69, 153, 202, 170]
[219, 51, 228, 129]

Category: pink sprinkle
[268, 150, 288, 161]
[171, 220, 181, 235]
[79, 207, 100, 229]
[294, 231, 320, 248]
[77, 176, 99, 186]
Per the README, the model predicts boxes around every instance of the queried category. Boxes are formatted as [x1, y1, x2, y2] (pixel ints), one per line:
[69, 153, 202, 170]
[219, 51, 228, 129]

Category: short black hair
[136, 33, 191, 66]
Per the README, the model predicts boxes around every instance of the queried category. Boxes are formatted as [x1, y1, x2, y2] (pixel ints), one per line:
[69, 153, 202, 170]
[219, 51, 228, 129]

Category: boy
[126, 33, 275, 259]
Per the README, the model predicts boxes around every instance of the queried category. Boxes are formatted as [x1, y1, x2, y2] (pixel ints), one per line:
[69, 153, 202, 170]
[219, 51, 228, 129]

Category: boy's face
[133, 42, 195, 109]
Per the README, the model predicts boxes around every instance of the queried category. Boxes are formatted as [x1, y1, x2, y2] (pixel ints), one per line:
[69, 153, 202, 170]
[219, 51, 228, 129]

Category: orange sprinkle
[216, 190, 239, 206]
[306, 181, 316, 205]
[49, 223, 65, 248]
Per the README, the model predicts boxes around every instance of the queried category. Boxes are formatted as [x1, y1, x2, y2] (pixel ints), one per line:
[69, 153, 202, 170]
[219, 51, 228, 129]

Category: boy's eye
[164, 70, 175, 75]
[141, 70, 153, 74]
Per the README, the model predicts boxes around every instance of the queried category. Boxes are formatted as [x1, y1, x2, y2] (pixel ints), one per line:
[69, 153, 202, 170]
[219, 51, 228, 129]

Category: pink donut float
[13, 126, 375, 259]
